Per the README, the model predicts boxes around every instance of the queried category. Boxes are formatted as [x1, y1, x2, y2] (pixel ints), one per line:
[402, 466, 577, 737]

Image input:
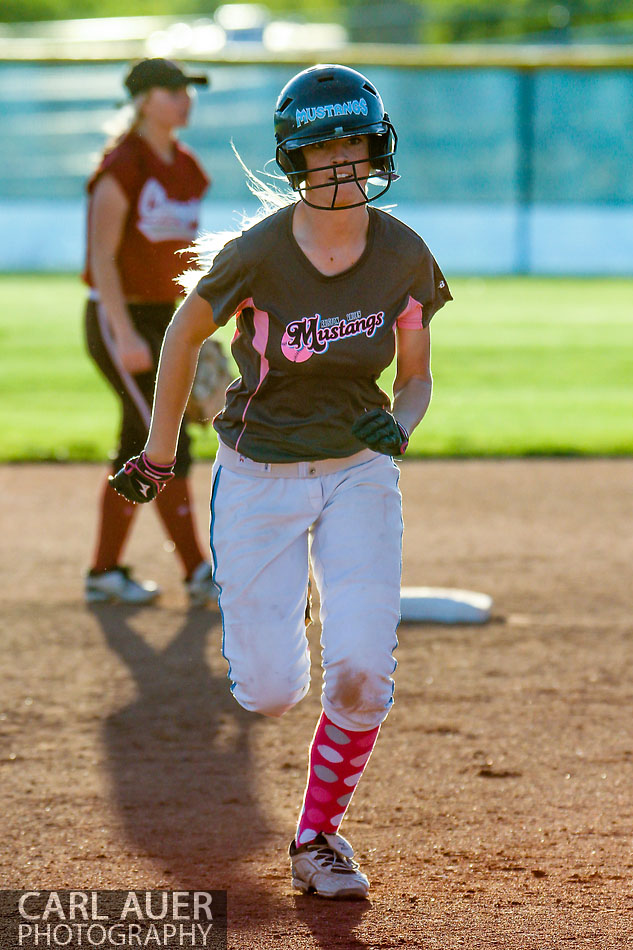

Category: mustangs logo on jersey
[281, 310, 384, 363]
[296, 98, 369, 128]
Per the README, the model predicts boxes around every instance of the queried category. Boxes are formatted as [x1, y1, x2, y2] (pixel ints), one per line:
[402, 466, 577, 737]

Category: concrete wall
[2, 199, 631, 274]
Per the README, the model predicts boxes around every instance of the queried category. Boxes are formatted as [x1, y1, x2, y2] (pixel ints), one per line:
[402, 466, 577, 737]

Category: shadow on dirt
[292, 895, 373, 948]
[90, 604, 377, 944]
[90, 604, 273, 895]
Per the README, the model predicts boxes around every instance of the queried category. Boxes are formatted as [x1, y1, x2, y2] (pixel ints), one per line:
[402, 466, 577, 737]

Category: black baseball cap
[124, 58, 209, 96]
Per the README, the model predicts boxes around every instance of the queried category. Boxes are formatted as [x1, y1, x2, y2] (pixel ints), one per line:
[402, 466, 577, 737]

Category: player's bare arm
[392, 325, 433, 436]
[89, 173, 153, 374]
[144, 291, 219, 465]
[351, 327, 432, 456]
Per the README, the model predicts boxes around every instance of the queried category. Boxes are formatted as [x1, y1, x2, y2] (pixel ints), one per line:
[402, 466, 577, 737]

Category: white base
[400, 587, 493, 624]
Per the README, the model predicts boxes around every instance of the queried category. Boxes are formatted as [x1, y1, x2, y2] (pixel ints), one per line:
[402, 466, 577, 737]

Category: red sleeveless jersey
[83, 132, 209, 302]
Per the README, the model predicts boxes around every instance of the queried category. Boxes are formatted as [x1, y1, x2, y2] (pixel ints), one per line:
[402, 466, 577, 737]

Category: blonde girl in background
[84, 58, 217, 607]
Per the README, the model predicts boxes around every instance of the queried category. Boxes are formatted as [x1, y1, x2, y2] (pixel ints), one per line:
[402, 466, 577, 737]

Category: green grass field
[1, 273, 631, 461]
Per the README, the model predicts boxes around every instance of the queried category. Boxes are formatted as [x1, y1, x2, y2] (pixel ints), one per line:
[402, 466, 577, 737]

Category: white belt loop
[216, 441, 376, 479]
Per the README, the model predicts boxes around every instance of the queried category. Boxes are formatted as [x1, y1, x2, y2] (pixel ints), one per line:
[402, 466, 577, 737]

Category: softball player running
[111, 64, 452, 896]
[84, 58, 217, 607]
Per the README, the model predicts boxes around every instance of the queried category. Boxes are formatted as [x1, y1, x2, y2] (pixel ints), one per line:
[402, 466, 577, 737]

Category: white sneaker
[185, 561, 218, 608]
[85, 566, 160, 605]
[289, 832, 370, 899]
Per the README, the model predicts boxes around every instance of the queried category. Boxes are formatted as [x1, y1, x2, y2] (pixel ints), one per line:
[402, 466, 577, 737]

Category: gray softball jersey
[196, 203, 452, 462]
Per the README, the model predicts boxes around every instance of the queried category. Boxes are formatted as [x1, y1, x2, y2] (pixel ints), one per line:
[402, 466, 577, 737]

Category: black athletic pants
[84, 299, 192, 477]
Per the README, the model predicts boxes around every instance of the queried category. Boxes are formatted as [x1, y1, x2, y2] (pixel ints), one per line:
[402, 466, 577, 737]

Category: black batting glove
[109, 451, 175, 504]
[351, 408, 409, 457]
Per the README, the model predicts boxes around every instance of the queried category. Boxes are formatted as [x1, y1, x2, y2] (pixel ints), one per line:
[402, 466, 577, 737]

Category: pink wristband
[123, 452, 175, 493]
[141, 451, 176, 477]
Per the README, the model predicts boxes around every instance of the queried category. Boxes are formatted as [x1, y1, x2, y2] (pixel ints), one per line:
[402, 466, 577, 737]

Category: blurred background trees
[2, 0, 633, 45]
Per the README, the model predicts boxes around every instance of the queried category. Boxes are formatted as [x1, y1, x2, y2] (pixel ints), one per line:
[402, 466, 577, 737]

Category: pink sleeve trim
[396, 295, 424, 330]
[235, 299, 270, 453]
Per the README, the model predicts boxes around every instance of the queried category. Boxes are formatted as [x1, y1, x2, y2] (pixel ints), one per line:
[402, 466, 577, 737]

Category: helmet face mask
[290, 140, 372, 211]
[274, 64, 398, 211]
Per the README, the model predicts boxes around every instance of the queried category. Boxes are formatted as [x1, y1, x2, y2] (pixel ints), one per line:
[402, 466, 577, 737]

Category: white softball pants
[210, 442, 403, 731]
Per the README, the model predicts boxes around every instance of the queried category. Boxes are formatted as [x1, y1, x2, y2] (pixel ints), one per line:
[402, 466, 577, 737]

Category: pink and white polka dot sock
[295, 712, 380, 846]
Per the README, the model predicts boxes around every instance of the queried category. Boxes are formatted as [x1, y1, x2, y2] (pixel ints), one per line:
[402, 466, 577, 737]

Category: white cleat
[185, 561, 218, 608]
[289, 832, 370, 900]
[85, 566, 160, 605]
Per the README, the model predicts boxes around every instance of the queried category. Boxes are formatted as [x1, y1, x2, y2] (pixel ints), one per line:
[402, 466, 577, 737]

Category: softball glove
[186, 338, 232, 427]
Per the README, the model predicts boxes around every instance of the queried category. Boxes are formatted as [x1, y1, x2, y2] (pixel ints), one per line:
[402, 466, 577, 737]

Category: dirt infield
[1, 459, 632, 949]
